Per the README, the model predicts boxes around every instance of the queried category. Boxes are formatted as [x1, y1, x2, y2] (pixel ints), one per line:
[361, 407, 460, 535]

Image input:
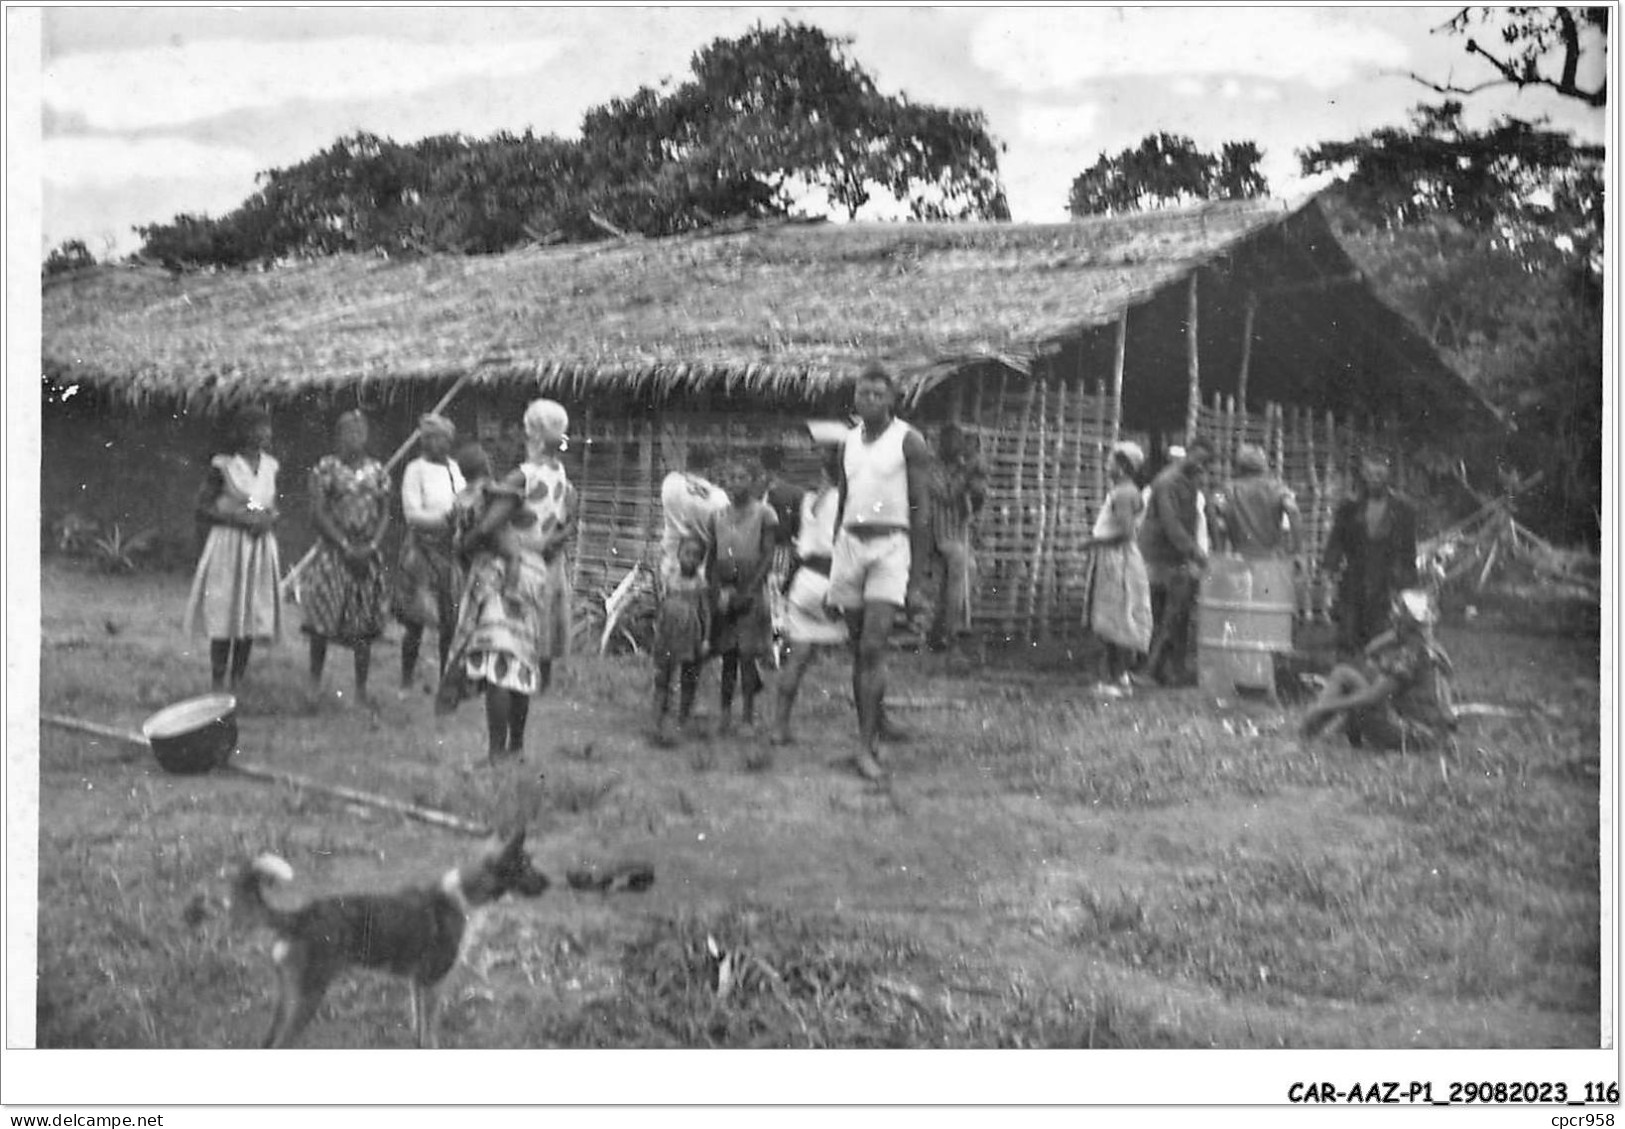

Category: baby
[449, 442, 524, 597]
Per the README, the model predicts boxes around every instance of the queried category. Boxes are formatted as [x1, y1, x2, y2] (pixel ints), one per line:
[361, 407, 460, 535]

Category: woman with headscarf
[392, 413, 465, 696]
[438, 399, 576, 765]
[1082, 440, 1153, 697]
[301, 410, 392, 707]
[184, 405, 283, 689]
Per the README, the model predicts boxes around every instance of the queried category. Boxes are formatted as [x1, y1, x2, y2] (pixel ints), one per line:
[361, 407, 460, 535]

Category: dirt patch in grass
[31, 563, 1602, 1048]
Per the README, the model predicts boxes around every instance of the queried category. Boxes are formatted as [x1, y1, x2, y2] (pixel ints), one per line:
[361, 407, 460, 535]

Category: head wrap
[523, 398, 569, 454]
[1110, 440, 1145, 472]
[1236, 443, 1268, 473]
[1167, 444, 1187, 461]
[418, 413, 455, 441]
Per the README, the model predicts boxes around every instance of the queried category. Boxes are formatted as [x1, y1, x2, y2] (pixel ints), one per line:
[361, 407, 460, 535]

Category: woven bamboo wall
[942, 372, 1128, 644]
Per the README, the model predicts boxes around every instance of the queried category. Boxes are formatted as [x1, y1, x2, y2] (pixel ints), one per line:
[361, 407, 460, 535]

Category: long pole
[1184, 273, 1201, 441]
[279, 366, 481, 595]
[40, 713, 491, 836]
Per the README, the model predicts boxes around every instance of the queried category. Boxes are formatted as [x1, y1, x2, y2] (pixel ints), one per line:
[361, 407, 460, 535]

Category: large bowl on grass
[140, 694, 237, 774]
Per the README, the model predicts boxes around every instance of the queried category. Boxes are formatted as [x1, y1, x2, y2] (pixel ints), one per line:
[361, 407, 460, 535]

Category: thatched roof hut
[43, 193, 1491, 428]
[41, 193, 1493, 641]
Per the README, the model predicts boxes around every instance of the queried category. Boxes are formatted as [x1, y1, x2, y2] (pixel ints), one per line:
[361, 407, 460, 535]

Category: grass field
[31, 561, 1603, 1048]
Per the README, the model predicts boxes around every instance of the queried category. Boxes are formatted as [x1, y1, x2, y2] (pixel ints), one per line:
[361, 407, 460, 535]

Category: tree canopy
[1066, 133, 1269, 217]
[131, 21, 1006, 267]
[1300, 101, 1603, 545]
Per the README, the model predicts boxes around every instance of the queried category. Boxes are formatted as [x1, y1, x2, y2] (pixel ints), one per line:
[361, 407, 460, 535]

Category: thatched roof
[42, 193, 1493, 427]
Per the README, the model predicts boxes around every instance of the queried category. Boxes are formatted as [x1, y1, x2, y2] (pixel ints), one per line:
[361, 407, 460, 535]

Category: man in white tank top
[827, 364, 932, 781]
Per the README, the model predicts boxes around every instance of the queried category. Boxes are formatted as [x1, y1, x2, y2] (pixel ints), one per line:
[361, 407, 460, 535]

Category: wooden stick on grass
[40, 713, 490, 837]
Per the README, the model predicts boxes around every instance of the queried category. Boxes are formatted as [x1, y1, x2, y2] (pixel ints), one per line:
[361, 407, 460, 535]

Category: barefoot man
[826, 364, 932, 781]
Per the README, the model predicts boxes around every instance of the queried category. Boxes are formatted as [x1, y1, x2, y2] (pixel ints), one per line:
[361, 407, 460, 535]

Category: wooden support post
[1037, 378, 1063, 638]
[1110, 311, 1127, 446]
[1225, 395, 1237, 480]
[1272, 401, 1285, 478]
[1005, 379, 1037, 642]
[1093, 370, 1108, 514]
[1303, 407, 1321, 609]
[1184, 272, 1201, 441]
[575, 404, 593, 567]
[1027, 380, 1050, 640]
[1237, 291, 1257, 416]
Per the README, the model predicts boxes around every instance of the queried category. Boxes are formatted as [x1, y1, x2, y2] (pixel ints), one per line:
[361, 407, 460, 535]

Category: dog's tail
[230, 854, 296, 931]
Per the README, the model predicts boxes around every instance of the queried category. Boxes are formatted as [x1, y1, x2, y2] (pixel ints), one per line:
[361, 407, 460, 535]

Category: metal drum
[1198, 556, 1296, 699]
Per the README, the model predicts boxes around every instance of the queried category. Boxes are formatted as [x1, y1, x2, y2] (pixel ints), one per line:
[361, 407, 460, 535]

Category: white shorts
[828, 528, 910, 610]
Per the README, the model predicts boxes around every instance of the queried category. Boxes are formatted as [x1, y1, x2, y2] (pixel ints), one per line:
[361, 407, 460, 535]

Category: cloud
[1015, 102, 1104, 147]
[44, 136, 261, 188]
[971, 9, 1408, 93]
[44, 35, 568, 131]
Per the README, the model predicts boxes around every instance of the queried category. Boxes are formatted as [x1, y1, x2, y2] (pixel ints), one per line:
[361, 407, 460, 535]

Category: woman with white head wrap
[438, 399, 576, 765]
[1081, 440, 1153, 696]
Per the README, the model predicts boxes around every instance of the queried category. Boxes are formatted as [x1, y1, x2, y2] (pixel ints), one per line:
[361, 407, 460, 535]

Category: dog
[231, 828, 551, 1048]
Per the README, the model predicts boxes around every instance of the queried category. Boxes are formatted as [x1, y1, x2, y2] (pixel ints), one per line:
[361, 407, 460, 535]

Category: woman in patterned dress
[438, 399, 576, 764]
[184, 405, 283, 689]
[301, 410, 392, 707]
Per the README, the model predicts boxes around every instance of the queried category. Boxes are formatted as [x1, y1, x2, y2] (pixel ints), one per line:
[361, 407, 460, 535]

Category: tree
[1414, 7, 1608, 107]
[582, 21, 1007, 226]
[1300, 103, 1604, 546]
[133, 21, 1008, 263]
[1300, 101, 1603, 266]
[43, 239, 95, 276]
[1067, 133, 1269, 217]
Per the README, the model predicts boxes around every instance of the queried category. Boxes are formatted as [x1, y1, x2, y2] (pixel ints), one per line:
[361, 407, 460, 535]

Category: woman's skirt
[438, 549, 570, 709]
[782, 567, 848, 647]
[299, 543, 388, 646]
[1084, 543, 1152, 653]
[184, 526, 283, 642]
[392, 527, 461, 630]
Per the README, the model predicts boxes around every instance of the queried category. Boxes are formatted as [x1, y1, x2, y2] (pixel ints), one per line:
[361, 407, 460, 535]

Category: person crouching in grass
[706, 459, 779, 735]
[651, 534, 712, 745]
[1300, 588, 1457, 752]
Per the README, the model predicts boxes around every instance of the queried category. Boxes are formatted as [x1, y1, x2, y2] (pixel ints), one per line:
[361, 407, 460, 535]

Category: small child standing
[653, 535, 712, 744]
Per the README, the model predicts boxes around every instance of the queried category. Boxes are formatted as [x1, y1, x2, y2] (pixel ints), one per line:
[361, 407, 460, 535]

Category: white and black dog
[232, 829, 551, 1048]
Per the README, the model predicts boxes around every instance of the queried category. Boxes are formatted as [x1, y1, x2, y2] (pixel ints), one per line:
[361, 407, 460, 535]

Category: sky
[27, 4, 1612, 259]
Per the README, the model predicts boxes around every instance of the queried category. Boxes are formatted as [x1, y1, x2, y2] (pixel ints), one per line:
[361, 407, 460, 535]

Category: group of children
[650, 447, 848, 748]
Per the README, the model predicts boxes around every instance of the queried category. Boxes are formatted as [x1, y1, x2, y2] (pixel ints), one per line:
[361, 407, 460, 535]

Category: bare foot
[852, 748, 887, 781]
